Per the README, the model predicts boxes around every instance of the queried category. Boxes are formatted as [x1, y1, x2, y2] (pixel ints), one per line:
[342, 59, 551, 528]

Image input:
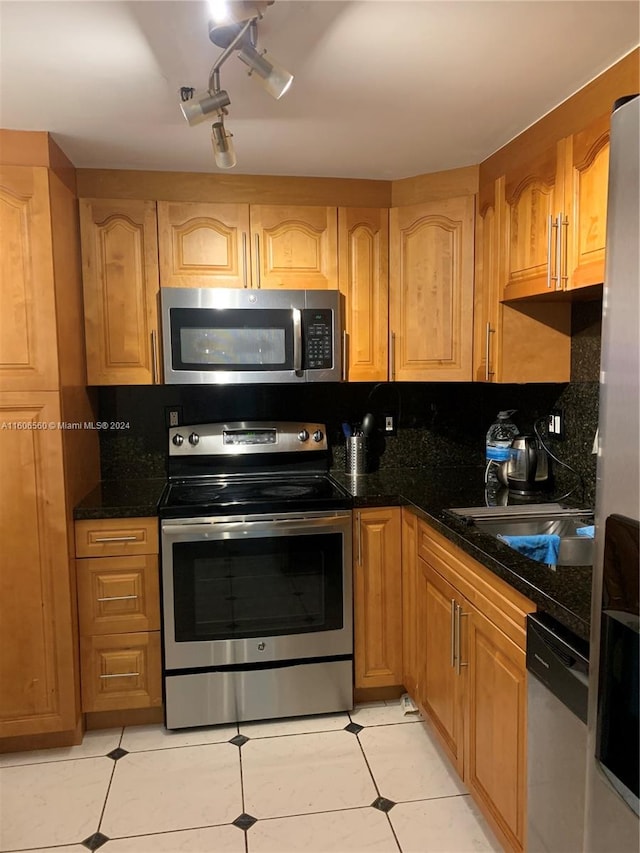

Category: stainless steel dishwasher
[527, 612, 590, 852]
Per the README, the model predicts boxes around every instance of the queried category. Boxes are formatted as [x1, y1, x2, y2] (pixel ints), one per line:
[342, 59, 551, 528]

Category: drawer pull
[93, 536, 139, 543]
[97, 594, 139, 602]
[99, 671, 140, 679]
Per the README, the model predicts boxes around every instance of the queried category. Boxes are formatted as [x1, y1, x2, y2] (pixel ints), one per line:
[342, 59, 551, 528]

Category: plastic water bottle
[485, 410, 519, 500]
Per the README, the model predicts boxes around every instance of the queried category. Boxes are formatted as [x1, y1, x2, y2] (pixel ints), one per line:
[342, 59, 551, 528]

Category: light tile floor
[0, 701, 502, 853]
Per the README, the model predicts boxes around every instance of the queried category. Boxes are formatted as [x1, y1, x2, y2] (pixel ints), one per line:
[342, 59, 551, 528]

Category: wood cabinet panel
[401, 509, 418, 697]
[250, 205, 338, 289]
[75, 517, 158, 558]
[466, 603, 527, 851]
[0, 392, 77, 737]
[157, 201, 250, 288]
[354, 508, 402, 688]
[389, 196, 474, 381]
[338, 208, 388, 381]
[80, 199, 160, 385]
[77, 555, 160, 637]
[0, 166, 59, 391]
[80, 632, 162, 713]
[417, 557, 465, 777]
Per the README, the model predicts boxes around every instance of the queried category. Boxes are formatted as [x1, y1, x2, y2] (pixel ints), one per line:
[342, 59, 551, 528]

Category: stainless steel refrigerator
[584, 93, 639, 852]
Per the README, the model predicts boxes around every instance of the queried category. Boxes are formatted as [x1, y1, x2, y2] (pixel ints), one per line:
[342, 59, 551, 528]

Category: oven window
[170, 307, 293, 371]
[172, 533, 344, 642]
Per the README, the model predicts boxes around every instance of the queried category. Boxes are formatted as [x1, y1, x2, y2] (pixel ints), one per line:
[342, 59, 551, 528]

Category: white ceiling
[1, 1, 638, 179]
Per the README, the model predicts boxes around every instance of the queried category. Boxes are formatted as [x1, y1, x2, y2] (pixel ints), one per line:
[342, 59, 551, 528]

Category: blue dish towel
[498, 533, 561, 564]
[576, 525, 595, 538]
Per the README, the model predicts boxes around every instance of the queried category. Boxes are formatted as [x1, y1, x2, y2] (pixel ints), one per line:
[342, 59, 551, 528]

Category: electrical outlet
[165, 406, 182, 428]
[384, 413, 397, 436]
[547, 409, 564, 439]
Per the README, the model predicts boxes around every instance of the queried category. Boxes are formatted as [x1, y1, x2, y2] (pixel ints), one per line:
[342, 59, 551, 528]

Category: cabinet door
[0, 166, 59, 391]
[338, 208, 388, 381]
[354, 507, 402, 688]
[401, 509, 418, 698]
[473, 180, 502, 382]
[502, 144, 563, 300]
[389, 196, 474, 381]
[416, 557, 465, 777]
[466, 602, 527, 852]
[250, 205, 338, 289]
[0, 392, 77, 737]
[80, 199, 160, 385]
[157, 201, 251, 289]
[564, 113, 610, 291]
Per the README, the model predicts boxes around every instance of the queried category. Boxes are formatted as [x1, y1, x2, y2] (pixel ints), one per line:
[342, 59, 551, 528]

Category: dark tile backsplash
[98, 299, 602, 507]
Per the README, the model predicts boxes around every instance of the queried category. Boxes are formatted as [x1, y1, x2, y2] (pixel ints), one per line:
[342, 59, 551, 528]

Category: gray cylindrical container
[346, 436, 367, 476]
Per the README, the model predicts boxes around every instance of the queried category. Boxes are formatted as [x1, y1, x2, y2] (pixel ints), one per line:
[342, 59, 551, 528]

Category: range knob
[188, 432, 200, 446]
[172, 434, 184, 447]
[312, 429, 324, 443]
[297, 429, 309, 442]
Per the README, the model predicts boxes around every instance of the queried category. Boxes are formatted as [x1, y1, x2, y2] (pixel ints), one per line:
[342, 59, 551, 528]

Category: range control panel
[303, 309, 333, 369]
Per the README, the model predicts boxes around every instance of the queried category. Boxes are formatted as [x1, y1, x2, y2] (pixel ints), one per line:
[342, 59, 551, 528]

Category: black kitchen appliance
[158, 421, 353, 729]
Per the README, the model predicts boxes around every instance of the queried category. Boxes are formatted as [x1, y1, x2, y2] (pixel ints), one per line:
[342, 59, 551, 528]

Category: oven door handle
[292, 308, 303, 374]
[162, 514, 352, 539]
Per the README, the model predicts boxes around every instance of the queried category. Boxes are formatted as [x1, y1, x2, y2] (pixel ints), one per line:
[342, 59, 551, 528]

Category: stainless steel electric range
[158, 420, 353, 729]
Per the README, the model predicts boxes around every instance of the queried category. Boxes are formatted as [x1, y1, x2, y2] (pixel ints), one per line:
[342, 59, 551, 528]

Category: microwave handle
[292, 308, 303, 373]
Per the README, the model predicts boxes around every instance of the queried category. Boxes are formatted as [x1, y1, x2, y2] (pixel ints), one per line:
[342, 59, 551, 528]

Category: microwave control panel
[303, 309, 333, 369]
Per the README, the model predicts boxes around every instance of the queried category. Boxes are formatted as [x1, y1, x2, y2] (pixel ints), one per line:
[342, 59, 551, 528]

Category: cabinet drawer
[75, 518, 158, 558]
[77, 555, 160, 636]
[80, 632, 162, 713]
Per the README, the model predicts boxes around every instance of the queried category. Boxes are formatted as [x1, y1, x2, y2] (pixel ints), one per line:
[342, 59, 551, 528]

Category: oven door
[161, 510, 352, 670]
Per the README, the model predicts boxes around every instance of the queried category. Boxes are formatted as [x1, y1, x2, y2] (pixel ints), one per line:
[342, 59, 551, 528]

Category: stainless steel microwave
[161, 287, 343, 384]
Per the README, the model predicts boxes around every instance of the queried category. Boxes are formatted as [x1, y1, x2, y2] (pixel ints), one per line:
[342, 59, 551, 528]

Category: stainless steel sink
[447, 504, 594, 566]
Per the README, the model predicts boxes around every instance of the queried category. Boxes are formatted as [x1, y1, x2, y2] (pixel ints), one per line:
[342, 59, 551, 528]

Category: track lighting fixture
[179, 1, 292, 169]
[211, 119, 237, 169]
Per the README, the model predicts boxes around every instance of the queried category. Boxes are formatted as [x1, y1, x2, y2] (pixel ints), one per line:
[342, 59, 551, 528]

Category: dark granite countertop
[74, 467, 593, 642]
[331, 466, 593, 642]
[74, 478, 166, 520]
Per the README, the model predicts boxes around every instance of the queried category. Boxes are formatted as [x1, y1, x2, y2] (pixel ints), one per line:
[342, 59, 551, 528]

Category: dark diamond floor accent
[232, 812, 258, 830]
[106, 747, 128, 761]
[229, 734, 249, 747]
[344, 721, 363, 735]
[81, 832, 110, 851]
[371, 796, 396, 813]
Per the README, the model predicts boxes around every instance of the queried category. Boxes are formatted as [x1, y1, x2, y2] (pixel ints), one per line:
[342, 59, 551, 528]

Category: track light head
[180, 89, 231, 126]
[237, 43, 293, 100]
[211, 120, 237, 169]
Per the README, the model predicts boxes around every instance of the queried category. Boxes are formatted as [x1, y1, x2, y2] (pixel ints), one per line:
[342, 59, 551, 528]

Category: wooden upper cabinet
[473, 180, 501, 382]
[0, 166, 59, 391]
[80, 199, 161, 385]
[353, 507, 403, 689]
[157, 201, 250, 288]
[338, 208, 389, 381]
[502, 144, 562, 300]
[250, 205, 338, 289]
[0, 392, 77, 737]
[389, 196, 474, 381]
[564, 113, 610, 291]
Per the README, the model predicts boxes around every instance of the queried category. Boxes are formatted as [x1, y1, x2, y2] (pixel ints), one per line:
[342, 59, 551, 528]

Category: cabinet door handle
[93, 536, 138, 543]
[455, 604, 469, 675]
[151, 330, 159, 384]
[242, 232, 248, 288]
[389, 331, 396, 381]
[342, 330, 348, 382]
[254, 234, 261, 288]
[357, 512, 362, 567]
[560, 213, 569, 289]
[99, 672, 140, 679]
[485, 322, 495, 381]
[450, 599, 457, 668]
[97, 594, 139, 602]
[547, 214, 559, 289]
[555, 213, 564, 291]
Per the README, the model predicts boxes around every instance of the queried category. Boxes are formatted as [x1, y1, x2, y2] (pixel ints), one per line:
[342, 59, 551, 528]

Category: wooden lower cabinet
[401, 509, 418, 697]
[353, 507, 402, 688]
[410, 517, 534, 853]
[75, 517, 161, 714]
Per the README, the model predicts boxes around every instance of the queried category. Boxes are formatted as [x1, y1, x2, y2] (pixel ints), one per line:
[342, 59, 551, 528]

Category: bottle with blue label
[485, 410, 519, 501]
